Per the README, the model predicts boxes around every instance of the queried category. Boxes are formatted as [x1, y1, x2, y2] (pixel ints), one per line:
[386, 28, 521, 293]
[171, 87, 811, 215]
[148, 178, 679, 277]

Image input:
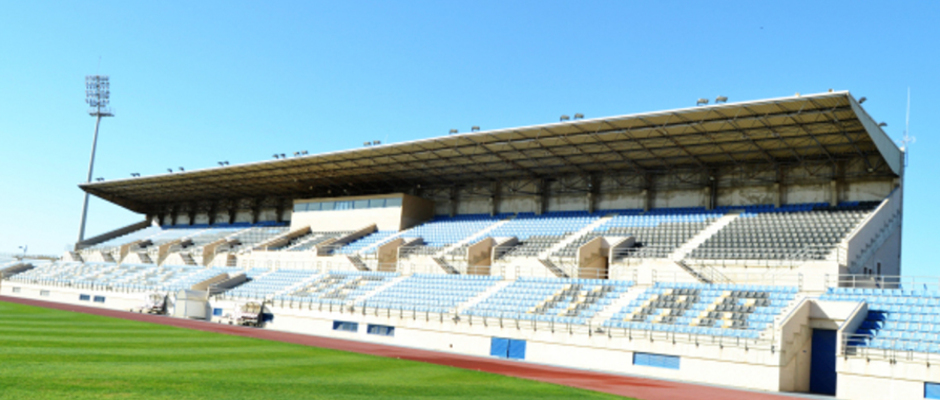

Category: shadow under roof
[81, 91, 902, 214]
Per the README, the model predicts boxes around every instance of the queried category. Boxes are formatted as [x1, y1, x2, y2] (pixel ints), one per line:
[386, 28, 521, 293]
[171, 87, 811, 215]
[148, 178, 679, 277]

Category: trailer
[227, 301, 265, 327]
[132, 293, 167, 315]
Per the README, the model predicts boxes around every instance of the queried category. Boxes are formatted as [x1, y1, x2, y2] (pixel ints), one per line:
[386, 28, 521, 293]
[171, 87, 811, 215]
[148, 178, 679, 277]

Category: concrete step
[457, 280, 513, 314]
[436, 218, 513, 258]
[355, 275, 409, 305]
[540, 215, 614, 259]
[670, 210, 740, 261]
[590, 285, 644, 326]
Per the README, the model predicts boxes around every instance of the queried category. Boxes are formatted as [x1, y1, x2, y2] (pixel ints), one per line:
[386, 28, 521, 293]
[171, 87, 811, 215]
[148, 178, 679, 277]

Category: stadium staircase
[354, 275, 408, 305]
[180, 253, 198, 266]
[356, 231, 406, 254]
[590, 284, 644, 326]
[67, 251, 84, 263]
[539, 215, 614, 259]
[435, 218, 513, 257]
[539, 258, 569, 278]
[455, 280, 513, 314]
[669, 210, 741, 261]
[433, 257, 460, 274]
[346, 255, 370, 271]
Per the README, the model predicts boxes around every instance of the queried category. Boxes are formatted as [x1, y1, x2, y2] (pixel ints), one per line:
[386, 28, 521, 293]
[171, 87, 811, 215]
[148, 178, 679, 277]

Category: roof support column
[170, 205, 179, 226]
[705, 171, 717, 210]
[449, 186, 458, 218]
[831, 161, 846, 207]
[774, 168, 784, 208]
[275, 200, 285, 224]
[536, 179, 548, 216]
[587, 175, 599, 214]
[251, 199, 262, 224]
[187, 204, 197, 227]
[207, 202, 218, 225]
[642, 174, 653, 212]
[490, 181, 501, 217]
[228, 201, 238, 225]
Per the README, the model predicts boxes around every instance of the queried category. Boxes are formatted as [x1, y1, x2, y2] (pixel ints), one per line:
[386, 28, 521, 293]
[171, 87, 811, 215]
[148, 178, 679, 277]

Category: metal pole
[77, 113, 103, 244]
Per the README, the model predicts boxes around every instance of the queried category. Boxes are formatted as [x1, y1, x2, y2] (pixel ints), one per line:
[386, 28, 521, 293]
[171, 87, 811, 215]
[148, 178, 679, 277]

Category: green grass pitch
[0, 301, 627, 399]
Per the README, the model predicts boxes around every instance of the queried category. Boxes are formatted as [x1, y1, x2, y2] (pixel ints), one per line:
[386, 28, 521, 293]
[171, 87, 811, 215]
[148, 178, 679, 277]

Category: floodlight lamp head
[715, 96, 728, 104]
[471, 126, 480, 132]
[363, 142, 371, 147]
[178, 167, 184, 171]
[449, 129, 458, 134]
[167, 168, 173, 173]
[574, 113, 584, 119]
[559, 115, 570, 121]
[878, 122, 887, 127]
[84, 75, 113, 116]
[858, 97, 867, 104]
[373, 140, 381, 145]
[696, 98, 709, 106]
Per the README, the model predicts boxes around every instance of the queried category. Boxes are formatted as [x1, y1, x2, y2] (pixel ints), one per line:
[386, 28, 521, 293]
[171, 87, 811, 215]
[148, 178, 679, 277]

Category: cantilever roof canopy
[82, 91, 903, 214]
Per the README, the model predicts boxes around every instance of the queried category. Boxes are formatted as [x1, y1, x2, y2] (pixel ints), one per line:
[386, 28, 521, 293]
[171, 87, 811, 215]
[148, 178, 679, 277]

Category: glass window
[320, 201, 334, 211]
[386, 197, 402, 207]
[293, 203, 307, 212]
[354, 200, 369, 209]
[335, 201, 353, 210]
[369, 198, 385, 208]
[307, 202, 322, 211]
[79, 294, 90, 301]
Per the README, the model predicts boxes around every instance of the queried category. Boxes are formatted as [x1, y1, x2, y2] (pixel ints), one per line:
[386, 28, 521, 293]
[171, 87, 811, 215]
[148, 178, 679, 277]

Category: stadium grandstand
[1, 91, 919, 400]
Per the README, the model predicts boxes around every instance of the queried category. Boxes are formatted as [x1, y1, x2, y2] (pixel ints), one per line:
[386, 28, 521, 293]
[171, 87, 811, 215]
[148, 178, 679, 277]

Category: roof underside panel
[81, 92, 902, 214]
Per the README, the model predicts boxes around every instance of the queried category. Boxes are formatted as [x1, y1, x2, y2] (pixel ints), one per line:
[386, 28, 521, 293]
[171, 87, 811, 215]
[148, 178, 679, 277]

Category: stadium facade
[0, 91, 923, 400]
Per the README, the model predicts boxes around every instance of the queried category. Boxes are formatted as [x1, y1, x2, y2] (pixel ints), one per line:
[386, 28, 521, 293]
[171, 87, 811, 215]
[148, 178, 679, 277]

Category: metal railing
[683, 244, 836, 264]
[841, 333, 940, 364]
[828, 274, 940, 290]
[268, 300, 777, 353]
[398, 246, 440, 258]
[652, 270, 803, 288]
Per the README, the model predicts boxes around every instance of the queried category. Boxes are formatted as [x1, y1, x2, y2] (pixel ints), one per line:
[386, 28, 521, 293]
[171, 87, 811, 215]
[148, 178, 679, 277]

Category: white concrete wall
[717, 185, 777, 207]
[840, 358, 940, 400]
[0, 282, 150, 312]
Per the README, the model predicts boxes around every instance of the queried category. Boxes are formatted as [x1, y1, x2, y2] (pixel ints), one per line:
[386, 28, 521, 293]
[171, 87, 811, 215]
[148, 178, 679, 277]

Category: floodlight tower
[77, 75, 114, 244]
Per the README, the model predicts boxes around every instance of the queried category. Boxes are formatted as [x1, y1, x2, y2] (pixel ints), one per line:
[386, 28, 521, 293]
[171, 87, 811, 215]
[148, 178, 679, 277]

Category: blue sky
[0, 1, 936, 275]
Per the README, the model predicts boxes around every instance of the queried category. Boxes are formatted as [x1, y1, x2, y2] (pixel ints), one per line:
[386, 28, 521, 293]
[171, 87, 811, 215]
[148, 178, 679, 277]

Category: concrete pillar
[773, 183, 782, 208]
[830, 180, 839, 207]
[449, 186, 458, 218]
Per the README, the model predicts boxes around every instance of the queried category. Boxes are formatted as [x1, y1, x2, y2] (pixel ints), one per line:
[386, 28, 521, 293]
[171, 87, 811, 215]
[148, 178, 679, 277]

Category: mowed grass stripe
[0, 301, 629, 400]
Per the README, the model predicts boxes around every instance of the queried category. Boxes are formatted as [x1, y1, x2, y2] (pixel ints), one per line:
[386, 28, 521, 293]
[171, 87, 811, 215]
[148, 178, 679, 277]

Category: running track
[0, 295, 805, 400]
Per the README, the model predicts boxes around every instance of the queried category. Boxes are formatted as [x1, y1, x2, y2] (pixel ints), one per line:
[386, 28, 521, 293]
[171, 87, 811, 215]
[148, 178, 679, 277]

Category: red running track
[0, 295, 805, 400]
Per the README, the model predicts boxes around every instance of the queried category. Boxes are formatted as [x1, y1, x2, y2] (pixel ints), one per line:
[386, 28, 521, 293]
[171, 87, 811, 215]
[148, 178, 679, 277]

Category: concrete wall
[578, 236, 608, 279]
[291, 193, 433, 232]
[844, 188, 902, 276]
[777, 298, 812, 392]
